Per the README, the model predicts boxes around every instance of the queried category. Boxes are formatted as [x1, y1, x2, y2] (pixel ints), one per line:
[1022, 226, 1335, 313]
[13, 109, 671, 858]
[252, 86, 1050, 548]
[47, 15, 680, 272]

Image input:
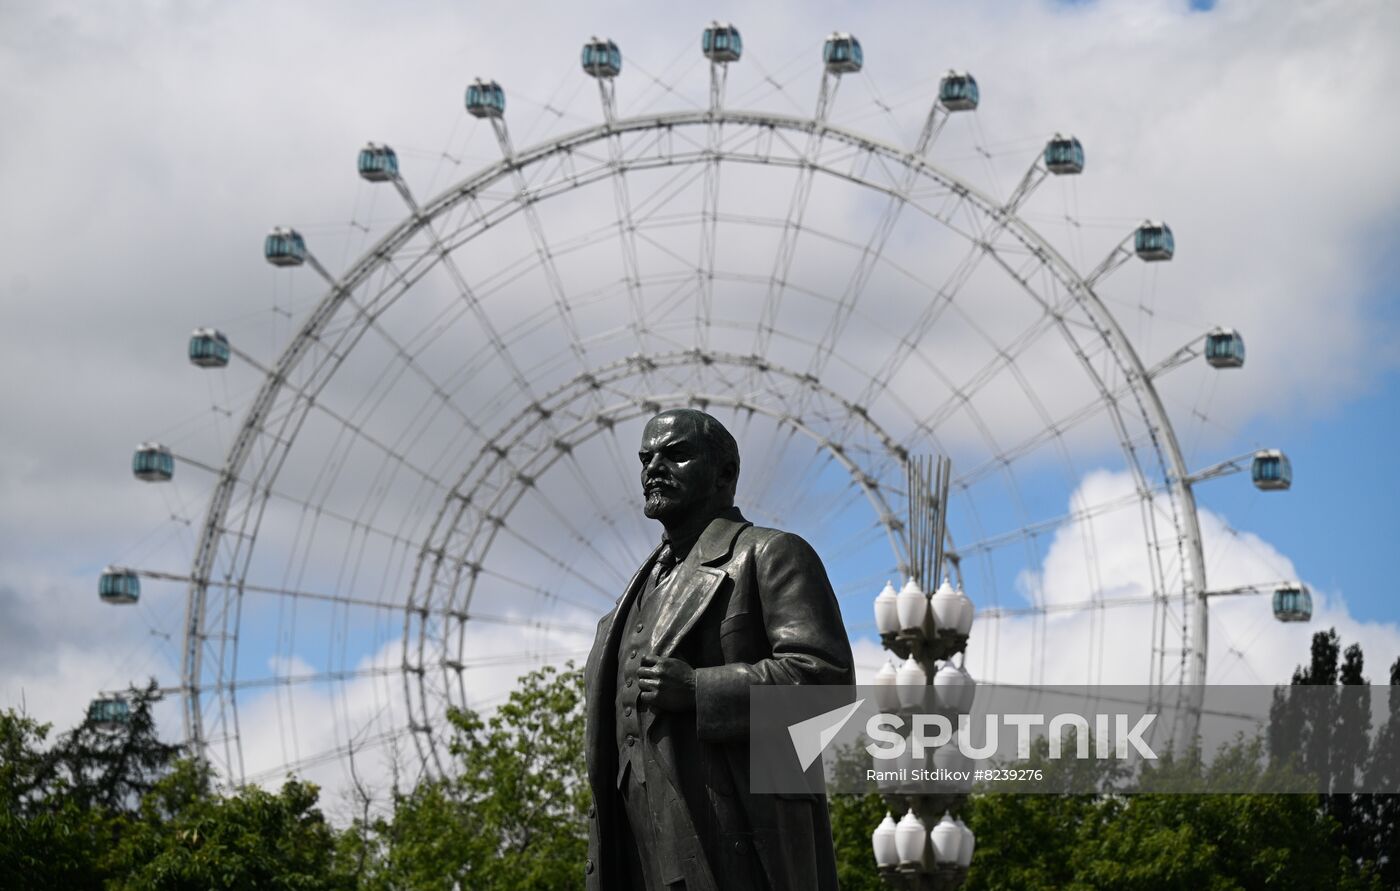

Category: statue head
[638, 408, 740, 529]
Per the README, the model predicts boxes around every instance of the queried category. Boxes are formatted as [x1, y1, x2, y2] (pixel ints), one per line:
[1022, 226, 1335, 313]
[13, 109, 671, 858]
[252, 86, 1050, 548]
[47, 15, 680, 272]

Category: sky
[2, 0, 1398, 812]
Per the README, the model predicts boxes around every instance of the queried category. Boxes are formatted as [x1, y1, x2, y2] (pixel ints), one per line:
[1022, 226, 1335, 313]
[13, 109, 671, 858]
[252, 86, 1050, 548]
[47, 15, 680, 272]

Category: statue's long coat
[583, 509, 855, 890]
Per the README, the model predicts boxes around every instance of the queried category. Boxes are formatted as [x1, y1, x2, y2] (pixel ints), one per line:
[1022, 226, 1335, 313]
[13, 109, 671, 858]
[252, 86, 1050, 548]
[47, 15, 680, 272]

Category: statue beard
[643, 488, 684, 521]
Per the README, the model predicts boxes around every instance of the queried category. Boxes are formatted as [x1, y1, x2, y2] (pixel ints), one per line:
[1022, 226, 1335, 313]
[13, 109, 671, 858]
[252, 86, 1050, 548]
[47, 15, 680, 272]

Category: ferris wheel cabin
[99, 566, 140, 605]
[1205, 327, 1245, 369]
[939, 70, 980, 111]
[1251, 449, 1292, 491]
[1044, 134, 1084, 175]
[1272, 584, 1312, 622]
[132, 442, 173, 482]
[264, 227, 306, 267]
[358, 143, 399, 182]
[582, 38, 621, 78]
[189, 327, 230, 368]
[466, 80, 505, 118]
[703, 23, 742, 63]
[823, 33, 863, 74]
[1134, 221, 1175, 261]
[87, 697, 131, 729]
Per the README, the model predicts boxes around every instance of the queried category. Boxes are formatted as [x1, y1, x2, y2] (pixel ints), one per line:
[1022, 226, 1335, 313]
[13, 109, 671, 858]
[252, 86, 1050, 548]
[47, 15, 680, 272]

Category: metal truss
[177, 106, 1210, 781]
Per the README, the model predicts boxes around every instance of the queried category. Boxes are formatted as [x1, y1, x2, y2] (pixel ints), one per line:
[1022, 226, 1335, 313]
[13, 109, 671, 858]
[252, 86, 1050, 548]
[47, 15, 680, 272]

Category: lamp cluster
[874, 575, 974, 663]
[870, 571, 978, 888]
[874, 810, 976, 876]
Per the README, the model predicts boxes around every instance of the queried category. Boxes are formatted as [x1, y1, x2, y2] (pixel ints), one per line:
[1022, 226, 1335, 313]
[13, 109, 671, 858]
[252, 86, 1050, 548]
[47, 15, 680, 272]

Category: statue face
[639, 413, 718, 524]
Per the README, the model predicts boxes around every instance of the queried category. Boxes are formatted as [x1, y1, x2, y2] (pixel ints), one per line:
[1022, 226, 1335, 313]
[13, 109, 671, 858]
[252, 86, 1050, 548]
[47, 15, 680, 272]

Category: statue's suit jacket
[583, 508, 855, 891]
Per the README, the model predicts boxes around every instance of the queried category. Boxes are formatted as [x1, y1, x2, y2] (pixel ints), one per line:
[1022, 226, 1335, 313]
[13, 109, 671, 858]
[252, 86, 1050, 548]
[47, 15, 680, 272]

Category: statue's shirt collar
[661, 505, 743, 565]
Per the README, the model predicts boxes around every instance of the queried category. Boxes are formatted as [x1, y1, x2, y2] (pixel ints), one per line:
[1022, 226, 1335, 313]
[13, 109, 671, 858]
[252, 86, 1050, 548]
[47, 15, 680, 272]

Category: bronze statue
[583, 408, 855, 890]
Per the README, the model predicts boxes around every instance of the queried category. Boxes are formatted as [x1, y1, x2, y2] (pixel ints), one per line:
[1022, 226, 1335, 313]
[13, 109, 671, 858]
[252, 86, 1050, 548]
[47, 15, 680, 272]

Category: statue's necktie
[652, 542, 678, 584]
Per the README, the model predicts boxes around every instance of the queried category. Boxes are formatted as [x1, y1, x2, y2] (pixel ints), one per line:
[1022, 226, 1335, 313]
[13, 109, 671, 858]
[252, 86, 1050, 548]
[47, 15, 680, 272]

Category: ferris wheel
[101, 23, 1301, 795]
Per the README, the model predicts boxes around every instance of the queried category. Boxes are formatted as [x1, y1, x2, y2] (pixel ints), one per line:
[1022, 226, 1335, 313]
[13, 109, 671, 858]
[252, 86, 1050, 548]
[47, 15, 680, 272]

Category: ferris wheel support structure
[180, 107, 1215, 770]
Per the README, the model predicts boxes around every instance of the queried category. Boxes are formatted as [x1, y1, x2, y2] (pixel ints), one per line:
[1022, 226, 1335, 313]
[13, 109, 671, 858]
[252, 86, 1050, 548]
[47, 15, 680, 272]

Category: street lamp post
[869, 455, 976, 890]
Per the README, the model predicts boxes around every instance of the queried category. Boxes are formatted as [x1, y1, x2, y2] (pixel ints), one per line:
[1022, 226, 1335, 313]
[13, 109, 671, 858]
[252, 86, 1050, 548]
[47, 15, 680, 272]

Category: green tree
[0, 708, 112, 889]
[1074, 791, 1370, 890]
[964, 733, 1125, 891]
[963, 734, 1374, 889]
[104, 761, 350, 891]
[1364, 656, 1400, 888]
[52, 681, 186, 814]
[2, 686, 353, 890]
[828, 790, 886, 891]
[357, 663, 590, 890]
[0, 682, 184, 889]
[1272, 628, 1390, 880]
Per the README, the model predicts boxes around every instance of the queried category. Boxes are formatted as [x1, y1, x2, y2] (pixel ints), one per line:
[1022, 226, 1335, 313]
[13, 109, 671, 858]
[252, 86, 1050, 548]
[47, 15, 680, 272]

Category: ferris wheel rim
[399, 348, 930, 764]
[181, 106, 1208, 780]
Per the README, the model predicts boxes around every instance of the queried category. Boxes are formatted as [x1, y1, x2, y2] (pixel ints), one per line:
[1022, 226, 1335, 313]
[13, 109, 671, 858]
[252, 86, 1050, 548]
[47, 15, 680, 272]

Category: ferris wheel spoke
[762, 440, 836, 529]
[224, 346, 458, 498]
[475, 563, 615, 612]
[903, 298, 1061, 444]
[340, 296, 493, 439]
[447, 646, 593, 671]
[577, 444, 656, 561]
[695, 118, 724, 349]
[450, 610, 598, 637]
[741, 419, 803, 519]
[543, 446, 647, 570]
[488, 520, 623, 599]
[598, 424, 659, 551]
[218, 574, 400, 611]
[251, 277, 492, 503]
[419, 228, 546, 401]
[605, 156, 648, 349]
[977, 594, 1162, 622]
[243, 727, 413, 788]
[451, 419, 634, 564]
[955, 487, 1147, 559]
[632, 228, 715, 287]
[751, 125, 828, 359]
[224, 663, 406, 693]
[383, 177, 561, 415]
[822, 514, 892, 567]
[953, 378, 1144, 489]
[506, 172, 590, 370]
[851, 240, 988, 411]
[144, 564, 597, 638]
[625, 157, 713, 228]
[804, 141, 928, 385]
[912, 311, 1052, 439]
[170, 448, 433, 555]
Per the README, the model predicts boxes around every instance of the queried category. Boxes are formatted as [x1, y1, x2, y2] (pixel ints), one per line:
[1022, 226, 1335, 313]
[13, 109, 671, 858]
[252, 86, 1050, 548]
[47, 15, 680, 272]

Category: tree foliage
[347, 663, 589, 891]
[1271, 628, 1399, 889]
[3, 642, 1396, 888]
[1, 681, 183, 889]
[104, 761, 350, 891]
